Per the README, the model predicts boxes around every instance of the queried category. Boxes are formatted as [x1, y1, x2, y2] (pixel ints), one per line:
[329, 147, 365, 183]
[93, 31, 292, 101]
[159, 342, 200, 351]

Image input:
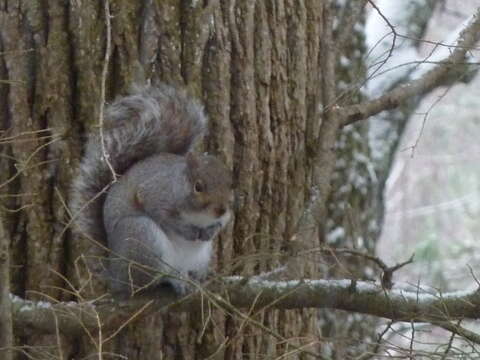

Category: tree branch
[341, 7, 480, 126]
[11, 277, 480, 337]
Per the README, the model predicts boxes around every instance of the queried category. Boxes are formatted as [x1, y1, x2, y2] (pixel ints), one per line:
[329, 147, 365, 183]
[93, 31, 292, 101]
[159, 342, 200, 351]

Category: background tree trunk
[0, 1, 384, 358]
[0, 221, 12, 360]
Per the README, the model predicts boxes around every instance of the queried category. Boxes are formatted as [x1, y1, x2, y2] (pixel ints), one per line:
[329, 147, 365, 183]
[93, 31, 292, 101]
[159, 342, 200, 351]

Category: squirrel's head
[182, 152, 233, 228]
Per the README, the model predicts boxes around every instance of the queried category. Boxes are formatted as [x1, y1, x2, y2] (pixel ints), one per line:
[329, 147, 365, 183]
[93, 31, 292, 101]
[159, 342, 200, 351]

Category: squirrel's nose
[215, 206, 226, 217]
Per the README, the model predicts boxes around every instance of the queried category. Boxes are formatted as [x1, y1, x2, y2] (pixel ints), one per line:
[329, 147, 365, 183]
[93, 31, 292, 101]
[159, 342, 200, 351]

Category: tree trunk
[0, 1, 374, 358]
[0, 221, 13, 360]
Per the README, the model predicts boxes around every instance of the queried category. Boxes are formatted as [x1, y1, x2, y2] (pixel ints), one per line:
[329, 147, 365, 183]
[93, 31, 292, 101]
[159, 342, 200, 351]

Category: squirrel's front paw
[198, 223, 222, 241]
[179, 225, 203, 241]
[168, 277, 195, 297]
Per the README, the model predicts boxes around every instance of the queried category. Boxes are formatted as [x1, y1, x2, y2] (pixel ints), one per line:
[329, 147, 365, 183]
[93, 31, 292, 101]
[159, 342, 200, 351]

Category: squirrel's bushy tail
[70, 84, 207, 243]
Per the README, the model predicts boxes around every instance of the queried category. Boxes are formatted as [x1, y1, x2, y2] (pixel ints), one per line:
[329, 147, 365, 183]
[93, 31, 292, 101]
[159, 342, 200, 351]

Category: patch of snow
[327, 227, 346, 244]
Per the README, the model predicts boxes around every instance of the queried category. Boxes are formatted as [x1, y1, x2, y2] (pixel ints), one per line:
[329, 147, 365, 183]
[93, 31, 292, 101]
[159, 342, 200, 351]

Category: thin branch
[341, 6, 480, 126]
[441, 321, 456, 360]
[468, 264, 480, 289]
[396, 33, 480, 50]
[433, 320, 480, 346]
[324, 247, 414, 289]
[404, 85, 452, 157]
[365, 0, 398, 82]
[99, 0, 117, 181]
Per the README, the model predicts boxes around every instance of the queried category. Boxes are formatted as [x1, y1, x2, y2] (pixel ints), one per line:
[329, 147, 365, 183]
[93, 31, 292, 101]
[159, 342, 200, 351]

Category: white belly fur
[156, 230, 212, 274]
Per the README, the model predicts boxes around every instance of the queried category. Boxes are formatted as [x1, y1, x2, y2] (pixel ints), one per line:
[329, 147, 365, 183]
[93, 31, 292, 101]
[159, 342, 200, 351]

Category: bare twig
[434, 320, 480, 346]
[441, 320, 457, 360]
[318, 246, 414, 289]
[381, 254, 415, 289]
[409, 319, 415, 359]
[99, 0, 116, 182]
[365, 0, 398, 82]
[404, 85, 452, 157]
[468, 264, 480, 289]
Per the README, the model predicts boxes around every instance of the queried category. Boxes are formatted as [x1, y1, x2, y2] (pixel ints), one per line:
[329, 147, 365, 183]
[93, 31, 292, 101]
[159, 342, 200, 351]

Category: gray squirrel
[70, 84, 232, 298]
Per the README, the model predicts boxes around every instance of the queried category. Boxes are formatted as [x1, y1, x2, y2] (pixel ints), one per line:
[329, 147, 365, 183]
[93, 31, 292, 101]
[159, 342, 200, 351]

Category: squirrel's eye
[194, 180, 204, 193]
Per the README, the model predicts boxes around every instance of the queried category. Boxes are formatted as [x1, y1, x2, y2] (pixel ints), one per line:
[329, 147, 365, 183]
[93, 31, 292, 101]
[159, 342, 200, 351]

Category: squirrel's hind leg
[106, 216, 190, 298]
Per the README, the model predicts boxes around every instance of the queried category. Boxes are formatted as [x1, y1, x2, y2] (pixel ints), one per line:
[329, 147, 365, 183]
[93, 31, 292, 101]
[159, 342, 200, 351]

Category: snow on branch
[11, 277, 480, 336]
[341, 6, 480, 126]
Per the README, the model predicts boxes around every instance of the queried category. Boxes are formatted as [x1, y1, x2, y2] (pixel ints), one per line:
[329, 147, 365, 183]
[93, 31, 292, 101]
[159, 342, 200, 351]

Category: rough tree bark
[0, 1, 329, 358]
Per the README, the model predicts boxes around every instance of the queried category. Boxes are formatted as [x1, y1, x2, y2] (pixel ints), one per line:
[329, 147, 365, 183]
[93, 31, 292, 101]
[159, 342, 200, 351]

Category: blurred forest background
[373, 0, 480, 353]
[377, 0, 480, 292]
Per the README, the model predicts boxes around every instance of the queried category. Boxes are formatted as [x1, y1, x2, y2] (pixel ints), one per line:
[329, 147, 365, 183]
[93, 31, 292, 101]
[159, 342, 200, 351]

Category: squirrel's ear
[133, 190, 144, 210]
[185, 152, 200, 184]
[186, 152, 200, 170]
